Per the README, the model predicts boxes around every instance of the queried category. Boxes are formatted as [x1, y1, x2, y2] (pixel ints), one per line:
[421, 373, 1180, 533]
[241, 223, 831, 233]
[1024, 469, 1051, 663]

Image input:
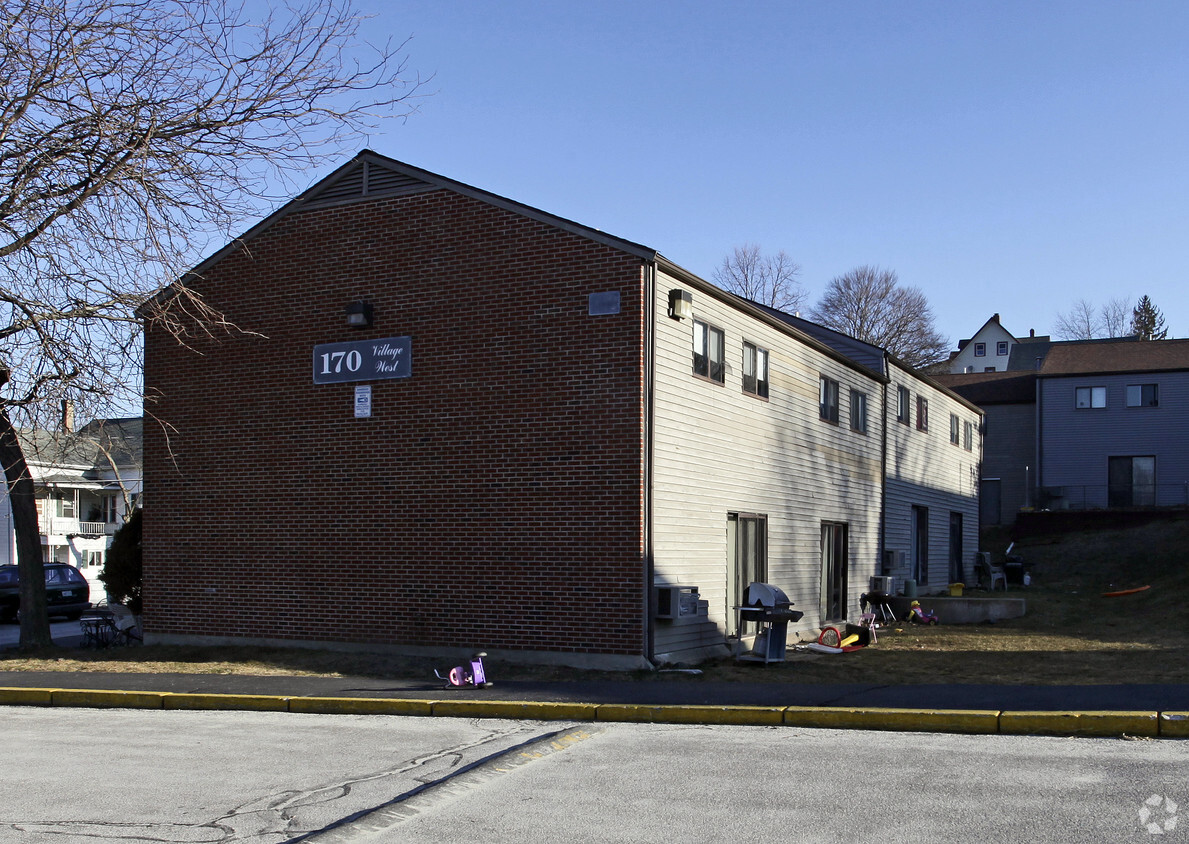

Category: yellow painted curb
[784, 706, 1000, 733]
[0, 687, 55, 706]
[595, 704, 785, 725]
[289, 697, 437, 717]
[1159, 712, 1189, 738]
[999, 710, 1159, 737]
[51, 689, 166, 709]
[162, 693, 289, 712]
[432, 699, 598, 721]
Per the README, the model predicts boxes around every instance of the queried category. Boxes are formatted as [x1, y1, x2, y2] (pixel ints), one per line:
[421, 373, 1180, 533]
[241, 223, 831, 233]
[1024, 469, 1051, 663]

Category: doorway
[820, 521, 848, 622]
[911, 506, 928, 585]
[948, 512, 964, 583]
[727, 513, 767, 636]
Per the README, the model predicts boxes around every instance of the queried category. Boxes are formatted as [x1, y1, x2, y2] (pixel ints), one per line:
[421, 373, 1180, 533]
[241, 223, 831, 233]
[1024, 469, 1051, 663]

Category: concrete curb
[0, 687, 1184, 737]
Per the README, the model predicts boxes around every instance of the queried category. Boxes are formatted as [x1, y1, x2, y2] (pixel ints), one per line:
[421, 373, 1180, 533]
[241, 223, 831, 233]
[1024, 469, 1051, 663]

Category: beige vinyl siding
[883, 362, 982, 590]
[650, 271, 883, 652]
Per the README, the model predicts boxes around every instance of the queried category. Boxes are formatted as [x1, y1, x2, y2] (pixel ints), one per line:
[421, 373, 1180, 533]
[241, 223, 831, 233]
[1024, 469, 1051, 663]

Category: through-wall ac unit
[654, 586, 700, 620]
[881, 549, 905, 573]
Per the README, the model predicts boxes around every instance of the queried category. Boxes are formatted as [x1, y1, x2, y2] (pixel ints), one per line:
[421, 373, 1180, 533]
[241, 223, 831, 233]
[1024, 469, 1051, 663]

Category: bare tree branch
[713, 243, 807, 314]
[809, 265, 950, 369]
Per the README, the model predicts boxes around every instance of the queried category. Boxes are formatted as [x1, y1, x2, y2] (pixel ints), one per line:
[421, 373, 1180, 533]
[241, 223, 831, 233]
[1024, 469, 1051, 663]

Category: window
[963, 420, 973, 451]
[974, 342, 986, 357]
[1075, 386, 1106, 409]
[692, 319, 724, 383]
[850, 390, 868, 434]
[1109, 456, 1155, 507]
[819, 376, 839, 423]
[950, 413, 960, 445]
[917, 396, 929, 431]
[897, 386, 911, 424]
[1126, 384, 1159, 408]
[984, 367, 996, 373]
[997, 341, 1009, 356]
[742, 342, 769, 398]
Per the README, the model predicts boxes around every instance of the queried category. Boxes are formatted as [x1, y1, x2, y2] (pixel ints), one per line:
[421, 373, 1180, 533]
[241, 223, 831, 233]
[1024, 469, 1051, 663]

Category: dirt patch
[4, 520, 1187, 686]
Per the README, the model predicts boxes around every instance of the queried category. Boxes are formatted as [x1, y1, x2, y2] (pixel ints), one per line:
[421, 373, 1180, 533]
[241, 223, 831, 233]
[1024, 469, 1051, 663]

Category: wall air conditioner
[881, 549, 905, 573]
[870, 576, 895, 595]
[654, 586, 700, 620]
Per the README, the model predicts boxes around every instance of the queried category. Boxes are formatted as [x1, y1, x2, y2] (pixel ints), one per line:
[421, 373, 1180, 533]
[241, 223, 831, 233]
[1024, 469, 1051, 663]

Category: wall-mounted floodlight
[345, 301, 374, 328]
[668, 289, 692, 320]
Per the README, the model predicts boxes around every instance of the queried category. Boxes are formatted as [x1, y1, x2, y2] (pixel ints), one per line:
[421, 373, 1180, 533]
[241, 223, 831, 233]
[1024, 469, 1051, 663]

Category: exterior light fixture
[668, 288, 692, 320]
[345, 301, 374, 328]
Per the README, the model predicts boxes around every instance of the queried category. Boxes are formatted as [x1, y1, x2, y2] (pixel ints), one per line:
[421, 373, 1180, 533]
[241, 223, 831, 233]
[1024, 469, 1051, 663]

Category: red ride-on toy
[435, 652, 493, 688]
[905, 601, 939, 625]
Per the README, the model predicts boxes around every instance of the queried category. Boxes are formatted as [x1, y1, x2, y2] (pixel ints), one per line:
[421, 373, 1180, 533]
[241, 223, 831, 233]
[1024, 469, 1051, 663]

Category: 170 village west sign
[312, 337, 412, 384]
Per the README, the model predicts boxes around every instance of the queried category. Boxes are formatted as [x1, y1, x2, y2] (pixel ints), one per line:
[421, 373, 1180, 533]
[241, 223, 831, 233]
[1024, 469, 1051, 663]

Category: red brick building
[143, 151, 981, 668]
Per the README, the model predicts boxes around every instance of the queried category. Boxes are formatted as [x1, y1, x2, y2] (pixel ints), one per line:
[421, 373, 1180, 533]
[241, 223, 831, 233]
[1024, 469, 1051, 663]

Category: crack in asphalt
[5, 721, 560, 843]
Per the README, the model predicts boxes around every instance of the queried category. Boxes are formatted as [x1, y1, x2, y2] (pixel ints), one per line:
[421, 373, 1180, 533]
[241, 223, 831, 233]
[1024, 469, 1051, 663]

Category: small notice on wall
[354, 385, 372, 418]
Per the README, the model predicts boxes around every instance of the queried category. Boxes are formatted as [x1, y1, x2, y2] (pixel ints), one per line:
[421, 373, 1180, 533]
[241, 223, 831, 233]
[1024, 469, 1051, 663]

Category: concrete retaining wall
[890, 595, 1026, 624]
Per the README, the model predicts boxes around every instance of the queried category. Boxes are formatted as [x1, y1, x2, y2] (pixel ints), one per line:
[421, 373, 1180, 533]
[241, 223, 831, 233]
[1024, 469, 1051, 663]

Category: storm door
[727, 513, 767, 636]
[820, 521, 848, 622]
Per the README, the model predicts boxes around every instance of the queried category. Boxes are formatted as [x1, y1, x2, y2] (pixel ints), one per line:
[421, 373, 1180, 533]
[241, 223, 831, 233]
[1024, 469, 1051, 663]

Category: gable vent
[302, 161, 435, 207]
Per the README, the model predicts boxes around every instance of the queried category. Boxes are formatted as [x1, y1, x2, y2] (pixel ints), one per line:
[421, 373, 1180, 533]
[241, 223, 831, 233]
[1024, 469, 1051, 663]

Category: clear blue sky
[329, 0, 1188, 345]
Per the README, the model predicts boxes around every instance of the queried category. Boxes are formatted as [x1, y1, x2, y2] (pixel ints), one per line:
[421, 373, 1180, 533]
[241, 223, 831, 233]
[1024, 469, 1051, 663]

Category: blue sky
[325, 0, 1188, 345]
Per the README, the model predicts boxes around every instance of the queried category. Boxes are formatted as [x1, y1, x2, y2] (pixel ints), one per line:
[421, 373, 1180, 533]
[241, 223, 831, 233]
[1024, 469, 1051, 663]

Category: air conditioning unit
[655, 585, 700, 619]
[881, 549, 905, 573]
[870, 576, 895, 595]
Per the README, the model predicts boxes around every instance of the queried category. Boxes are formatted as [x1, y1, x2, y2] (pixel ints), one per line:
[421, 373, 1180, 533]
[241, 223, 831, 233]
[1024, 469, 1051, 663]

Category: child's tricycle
[434, 651, 493, 688]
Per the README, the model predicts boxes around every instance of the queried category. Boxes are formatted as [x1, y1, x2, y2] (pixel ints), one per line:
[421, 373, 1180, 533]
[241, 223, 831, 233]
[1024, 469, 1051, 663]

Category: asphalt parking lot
[0, 618, 84, 648]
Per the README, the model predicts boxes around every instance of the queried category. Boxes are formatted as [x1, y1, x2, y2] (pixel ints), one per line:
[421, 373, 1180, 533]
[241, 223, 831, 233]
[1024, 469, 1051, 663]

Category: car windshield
[0, 568, 15, 586]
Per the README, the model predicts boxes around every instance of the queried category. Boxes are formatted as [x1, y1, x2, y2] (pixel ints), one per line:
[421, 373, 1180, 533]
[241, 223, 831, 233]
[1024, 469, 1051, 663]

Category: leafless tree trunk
[0, 0, 422, 646]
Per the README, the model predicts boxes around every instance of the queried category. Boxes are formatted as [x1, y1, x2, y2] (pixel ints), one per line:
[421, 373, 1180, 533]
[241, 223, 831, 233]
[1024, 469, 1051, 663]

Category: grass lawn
[3, 519, 1187, 686]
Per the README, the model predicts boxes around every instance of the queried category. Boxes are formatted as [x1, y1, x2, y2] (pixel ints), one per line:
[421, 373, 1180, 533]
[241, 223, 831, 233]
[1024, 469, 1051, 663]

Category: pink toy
[435, 651, 493, 688]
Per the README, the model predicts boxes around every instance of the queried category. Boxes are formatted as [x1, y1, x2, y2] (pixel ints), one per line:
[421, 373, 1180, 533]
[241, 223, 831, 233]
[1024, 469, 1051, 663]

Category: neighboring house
[937, 338, 1189, 524]
[141, 151, 981, 667]
[947, 313, 1049, 374]
[2, 416, 142, 596]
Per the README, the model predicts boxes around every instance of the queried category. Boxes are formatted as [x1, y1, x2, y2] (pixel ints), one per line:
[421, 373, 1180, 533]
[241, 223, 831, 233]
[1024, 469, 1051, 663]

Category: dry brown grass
[3, 519, 1188, 686]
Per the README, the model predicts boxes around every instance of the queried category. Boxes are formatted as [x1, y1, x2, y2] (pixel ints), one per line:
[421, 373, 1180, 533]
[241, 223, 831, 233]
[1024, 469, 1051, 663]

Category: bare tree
[713, 244, 807, 313]
[1054, 297, 1133, 340]
[0, 0, 422, 647]
[1053, 299, 1101, 340]
[809, 265, 950, 369]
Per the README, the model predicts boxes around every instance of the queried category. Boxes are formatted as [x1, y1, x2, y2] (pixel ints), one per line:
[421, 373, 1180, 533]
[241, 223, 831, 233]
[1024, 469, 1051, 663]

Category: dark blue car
[0, 564, 91, 622]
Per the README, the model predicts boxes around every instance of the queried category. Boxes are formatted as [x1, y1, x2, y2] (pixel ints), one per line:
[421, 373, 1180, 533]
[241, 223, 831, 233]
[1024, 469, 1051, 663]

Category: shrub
[99, 507, 142, 613]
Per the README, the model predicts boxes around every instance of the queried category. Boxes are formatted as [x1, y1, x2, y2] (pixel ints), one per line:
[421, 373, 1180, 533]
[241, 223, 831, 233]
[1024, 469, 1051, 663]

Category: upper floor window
[897, 386, 911, 424]
[1126, 384, 1159, 408]
[950, 413, 960, 445]
[693, 319, 724, 384]
[819, 376, 840, 424]
[850, 390, 868, 434]
[963, 420, 974, 451]
[997, 341, 1009, 356]
[1075, 386, 1106, 409]
[917, 396, 929, 431]
[742, 342, 769, 399]
[974, 342, 986, 357]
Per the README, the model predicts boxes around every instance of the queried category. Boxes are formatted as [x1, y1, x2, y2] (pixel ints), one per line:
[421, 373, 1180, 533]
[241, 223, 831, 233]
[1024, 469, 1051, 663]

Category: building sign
[313, 337, 412, 384]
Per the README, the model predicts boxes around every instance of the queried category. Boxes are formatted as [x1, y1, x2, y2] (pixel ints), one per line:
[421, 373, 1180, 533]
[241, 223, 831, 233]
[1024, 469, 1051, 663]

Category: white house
[947, 314, 1049, 374]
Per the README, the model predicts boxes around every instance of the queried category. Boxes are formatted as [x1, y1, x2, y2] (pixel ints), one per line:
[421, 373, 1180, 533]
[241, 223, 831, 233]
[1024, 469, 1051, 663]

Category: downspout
[643, 262, 657, 664]
[878, 357, 889, 576]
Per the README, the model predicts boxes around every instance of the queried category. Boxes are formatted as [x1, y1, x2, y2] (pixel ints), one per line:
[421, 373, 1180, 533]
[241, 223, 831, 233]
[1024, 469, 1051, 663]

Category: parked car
[0, 563, 91, 622]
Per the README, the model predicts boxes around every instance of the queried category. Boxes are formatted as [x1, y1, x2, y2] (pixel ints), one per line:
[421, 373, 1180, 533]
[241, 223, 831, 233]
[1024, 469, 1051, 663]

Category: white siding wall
[950, 323, 1016, 374]
[651, 274, 884, 652]
[883, 363, 982, 592]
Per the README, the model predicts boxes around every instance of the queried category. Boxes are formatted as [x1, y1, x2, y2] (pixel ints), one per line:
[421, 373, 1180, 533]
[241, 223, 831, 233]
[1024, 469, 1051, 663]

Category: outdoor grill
[736, 582, 804, 664]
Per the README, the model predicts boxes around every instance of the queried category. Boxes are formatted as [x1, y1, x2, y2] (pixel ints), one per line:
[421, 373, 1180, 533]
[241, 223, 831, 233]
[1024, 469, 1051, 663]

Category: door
[949, 512, 964, 583]
[1109, 456, 1155, 507]
[911, 506, 928, 585]
[727, 513, 767, 636]
[980, 479, 1001, 526]
[820, 522, 848, 622]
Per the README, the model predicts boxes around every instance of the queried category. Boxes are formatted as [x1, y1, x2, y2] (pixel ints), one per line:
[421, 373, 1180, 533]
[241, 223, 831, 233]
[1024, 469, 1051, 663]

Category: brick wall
[143, 189, 649, 656]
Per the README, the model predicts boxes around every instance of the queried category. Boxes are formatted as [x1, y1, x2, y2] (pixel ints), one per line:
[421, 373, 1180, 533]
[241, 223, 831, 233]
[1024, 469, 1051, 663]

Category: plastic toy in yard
[435, 652, 493, 688]
[905, 601, 939, 625]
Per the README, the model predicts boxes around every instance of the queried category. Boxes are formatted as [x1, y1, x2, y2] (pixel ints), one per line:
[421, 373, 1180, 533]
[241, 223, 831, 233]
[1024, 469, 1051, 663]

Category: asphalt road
[1, 707, 1185, 843]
